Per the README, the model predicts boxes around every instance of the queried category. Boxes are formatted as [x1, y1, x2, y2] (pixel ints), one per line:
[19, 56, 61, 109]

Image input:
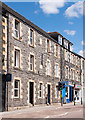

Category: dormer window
[58, 35, 62, 45]
[64, 40, 68, 49]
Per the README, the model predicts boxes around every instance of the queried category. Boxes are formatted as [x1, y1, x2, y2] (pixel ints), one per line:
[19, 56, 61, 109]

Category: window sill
[13, 36, 22, 41]
[55, 97, 58, 99]
[29, 44, 34, 48]
[39, 97, 43, 99]
[47, 75, 51, 77]
[55, 76, 59, 79]
[13, 97, 20, 100]
[14, 66, 22, 71]
[29, 70, 35, 73]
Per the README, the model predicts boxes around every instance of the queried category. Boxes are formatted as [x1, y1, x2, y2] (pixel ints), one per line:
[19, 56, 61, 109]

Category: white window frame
[56, 86, 58, 98]
[39, 83, 43, 98]
[40, 38, 42, 45]
[30, 54, 34, 71]
[66, 67, 68, 79]
[47, 61, 50, 75]
[14, 49, 20, 68]
[65, 51, 68, 61]
[58, 35, 62, 45]
[76, 72, 79, 81]
[55, 44, 58, 57]
[55, 64, 59, 77]
[14, 80, 20, 98]
[64, 40, 68, 49]
[30, 29, 34, 46]
[73, 70, 75, 80]
[47, 39, 50, 53]
[14, 19, 20, 39]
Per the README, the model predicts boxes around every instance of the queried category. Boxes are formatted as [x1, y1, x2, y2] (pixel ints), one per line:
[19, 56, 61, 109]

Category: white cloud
[78, 50, 83, 56]
[81, 40, 85, 45]
[39, 0, 65, 14]
[34, 10, 39, 14]
[64, 30, 76, 36]
[65, 1, 83, 18]
[68, 22, 73, 25]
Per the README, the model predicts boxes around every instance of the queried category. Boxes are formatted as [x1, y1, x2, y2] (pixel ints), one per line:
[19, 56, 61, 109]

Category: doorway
[29, 82, 34, 105]
[69, 87, 73, 102]
[72, 87, 74, 101]
[48, 84, 50, 104]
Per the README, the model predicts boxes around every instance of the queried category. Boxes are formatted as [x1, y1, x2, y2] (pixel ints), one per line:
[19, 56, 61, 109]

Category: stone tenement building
[0, 2, 85, 111]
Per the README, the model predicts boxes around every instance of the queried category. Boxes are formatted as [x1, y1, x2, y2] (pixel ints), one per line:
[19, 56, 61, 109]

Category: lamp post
[74, 83, 75, 106]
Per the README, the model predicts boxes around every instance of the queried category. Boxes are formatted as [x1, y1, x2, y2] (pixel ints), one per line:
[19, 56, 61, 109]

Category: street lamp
[74, 83, 75, 106]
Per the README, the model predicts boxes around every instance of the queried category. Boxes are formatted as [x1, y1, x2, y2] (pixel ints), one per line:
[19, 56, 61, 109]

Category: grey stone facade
[1, 2, 85, 111]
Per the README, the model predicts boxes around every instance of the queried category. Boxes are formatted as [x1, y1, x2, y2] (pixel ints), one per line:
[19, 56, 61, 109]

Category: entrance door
[29, 82, 34, 104]
[69, 87, 73, 102]
[69, 87, 71, 102]
[72, 87, 74, 101]
[2, 80, 6, 111]
[48, 84, 50, 104]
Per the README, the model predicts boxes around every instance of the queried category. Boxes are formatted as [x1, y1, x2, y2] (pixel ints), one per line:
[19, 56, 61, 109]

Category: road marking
[58, 112, 68, 117]
[44, 116, 50, 118]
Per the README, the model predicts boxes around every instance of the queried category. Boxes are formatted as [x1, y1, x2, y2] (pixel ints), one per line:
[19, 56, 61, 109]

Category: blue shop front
[62, 81, 74, 103]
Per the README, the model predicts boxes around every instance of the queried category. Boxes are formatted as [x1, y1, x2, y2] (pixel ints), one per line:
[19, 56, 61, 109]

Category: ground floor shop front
[62, 82, 82, 104]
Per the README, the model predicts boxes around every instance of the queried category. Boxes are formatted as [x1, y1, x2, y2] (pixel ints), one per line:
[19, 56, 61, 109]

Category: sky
[5, 1, 83, 56]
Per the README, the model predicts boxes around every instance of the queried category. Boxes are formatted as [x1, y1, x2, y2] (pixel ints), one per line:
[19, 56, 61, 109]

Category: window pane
[15, 20, 19, 38]
[15, 49, 20, 67]
[56, 45, 58, 56]
[47, 61, 50, 75]
[30, 29, 33, 45]
[56, 86, 58, 98]
[47, 40, 49, 52]
[40, 83, 42, 97]
[41, 54, 43, 65]
[30, 64, 33, 70]
[14, 80, 19, 98]
[14, 90, 18, 97]
[56, 65, 58, 76]
[40, 83, 42, 90]
[15, 80, 19, 88]
[30, 55, 34, 71]
[40, 91, 41, 97]
[30, 38, 33, 45]
[58, 35, 62, 45]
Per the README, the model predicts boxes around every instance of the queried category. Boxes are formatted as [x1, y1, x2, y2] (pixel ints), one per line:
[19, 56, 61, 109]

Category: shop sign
[75, 85, 81, 89]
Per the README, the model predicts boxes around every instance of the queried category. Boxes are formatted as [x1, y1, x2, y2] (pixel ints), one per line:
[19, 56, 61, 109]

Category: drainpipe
[0, 1, 2, 112]
[6, 13, 9, 111]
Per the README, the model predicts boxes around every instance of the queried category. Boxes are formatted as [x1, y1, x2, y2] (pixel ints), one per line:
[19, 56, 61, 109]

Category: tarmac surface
[0, 103, 83, 119]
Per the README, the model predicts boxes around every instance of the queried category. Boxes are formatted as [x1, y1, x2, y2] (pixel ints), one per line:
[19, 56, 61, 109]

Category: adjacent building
[0, 2, 84, 111]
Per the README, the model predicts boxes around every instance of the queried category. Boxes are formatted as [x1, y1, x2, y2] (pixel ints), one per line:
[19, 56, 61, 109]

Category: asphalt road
[0, 103, 83, 119]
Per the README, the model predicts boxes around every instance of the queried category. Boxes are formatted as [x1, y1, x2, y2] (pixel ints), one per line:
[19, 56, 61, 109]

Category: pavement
[0, 102, 83, 119]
